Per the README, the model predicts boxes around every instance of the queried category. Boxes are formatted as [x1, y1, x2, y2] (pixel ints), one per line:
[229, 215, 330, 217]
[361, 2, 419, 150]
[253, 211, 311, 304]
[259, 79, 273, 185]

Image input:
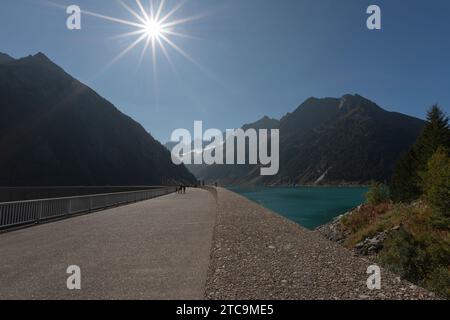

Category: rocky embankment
[205, 188, 434, 300]
[315, 204, 401, 256]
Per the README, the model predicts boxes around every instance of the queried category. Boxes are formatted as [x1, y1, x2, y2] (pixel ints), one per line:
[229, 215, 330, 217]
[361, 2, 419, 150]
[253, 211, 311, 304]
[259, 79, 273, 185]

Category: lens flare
[75, 0, 204, 73]
[145, 19, 163, 39]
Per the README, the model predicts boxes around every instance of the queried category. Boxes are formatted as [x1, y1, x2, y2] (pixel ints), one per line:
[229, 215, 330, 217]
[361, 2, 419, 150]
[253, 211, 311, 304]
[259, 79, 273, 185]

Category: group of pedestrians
[176, 182, 218, 194]
[177, 185, 187, 194]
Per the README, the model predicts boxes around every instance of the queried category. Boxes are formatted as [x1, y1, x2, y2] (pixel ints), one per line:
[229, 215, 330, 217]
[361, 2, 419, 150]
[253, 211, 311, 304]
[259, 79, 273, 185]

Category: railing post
[37, 201, 42, 224]
[68, 199, 72, 216]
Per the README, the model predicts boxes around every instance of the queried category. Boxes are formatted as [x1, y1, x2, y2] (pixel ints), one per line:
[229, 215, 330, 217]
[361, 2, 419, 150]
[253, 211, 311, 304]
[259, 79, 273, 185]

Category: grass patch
[341, 202, 450, 298]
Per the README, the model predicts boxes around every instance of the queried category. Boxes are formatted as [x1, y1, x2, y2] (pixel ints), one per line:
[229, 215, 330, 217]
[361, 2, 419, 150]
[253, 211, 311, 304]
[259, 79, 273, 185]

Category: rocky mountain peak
[32, 52, 51, 61]
[0, 52, 15, 64]
[338, 94, 382, 114]
[242, 115, 280, 130]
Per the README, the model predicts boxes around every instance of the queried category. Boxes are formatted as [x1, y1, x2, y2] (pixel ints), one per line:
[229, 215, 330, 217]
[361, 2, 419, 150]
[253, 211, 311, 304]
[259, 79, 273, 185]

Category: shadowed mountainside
[186, 95, 425, 185]
[0, 52, 196, 186]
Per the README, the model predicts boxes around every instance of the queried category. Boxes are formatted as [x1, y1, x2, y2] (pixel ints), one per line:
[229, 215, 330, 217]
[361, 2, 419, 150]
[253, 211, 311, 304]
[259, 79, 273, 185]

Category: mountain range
[0, 52, 196, 186]
[178, 94, 425, 185]
[0, 52, 426, 187]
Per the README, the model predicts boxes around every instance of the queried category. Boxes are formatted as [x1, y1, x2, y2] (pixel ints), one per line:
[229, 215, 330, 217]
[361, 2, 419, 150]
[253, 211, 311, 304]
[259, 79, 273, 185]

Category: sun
[75, 0, 204, 72]
[144, 19, 164, 39]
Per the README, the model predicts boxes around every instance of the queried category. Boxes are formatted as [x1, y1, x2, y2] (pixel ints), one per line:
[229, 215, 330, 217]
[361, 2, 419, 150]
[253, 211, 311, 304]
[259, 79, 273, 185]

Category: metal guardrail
[0, 187, 176, 230]
[0, 186, 168, 202]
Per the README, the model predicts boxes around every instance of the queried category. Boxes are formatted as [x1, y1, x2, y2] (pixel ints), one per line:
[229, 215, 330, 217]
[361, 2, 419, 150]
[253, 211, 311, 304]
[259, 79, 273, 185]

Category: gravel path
[205, 188, 434, 300]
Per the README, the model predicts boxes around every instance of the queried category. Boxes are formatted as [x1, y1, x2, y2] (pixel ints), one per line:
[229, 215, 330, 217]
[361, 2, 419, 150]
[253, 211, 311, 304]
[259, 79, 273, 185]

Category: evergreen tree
[390, 105, 450, 202]
[421, 147, 450, 217]
[414, 105, 450, 162]
[366, 181, 390, 205]
[390, 150, 421, 202]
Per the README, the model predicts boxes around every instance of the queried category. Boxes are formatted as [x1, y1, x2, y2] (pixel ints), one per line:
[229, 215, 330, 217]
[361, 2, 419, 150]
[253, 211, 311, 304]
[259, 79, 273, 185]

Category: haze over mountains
[182, 95, 425, 185]
[0, 52, 196, 186]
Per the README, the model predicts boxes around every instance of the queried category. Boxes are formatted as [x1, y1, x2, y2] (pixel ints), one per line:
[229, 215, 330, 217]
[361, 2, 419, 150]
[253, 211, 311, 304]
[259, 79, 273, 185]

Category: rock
[315, 214, 348, 243]
[354, 231, 389, 256]
[377, 293, 387, 299]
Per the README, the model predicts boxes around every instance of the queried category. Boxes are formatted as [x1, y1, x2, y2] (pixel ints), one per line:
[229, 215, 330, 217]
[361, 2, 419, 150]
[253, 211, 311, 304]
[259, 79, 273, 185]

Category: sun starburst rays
[118, 0, 147, 25]
[81, 0, 200, 76]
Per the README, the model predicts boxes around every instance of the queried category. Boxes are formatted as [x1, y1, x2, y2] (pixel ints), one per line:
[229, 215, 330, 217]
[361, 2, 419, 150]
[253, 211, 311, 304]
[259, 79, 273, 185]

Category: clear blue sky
[1, 0, 449, 142]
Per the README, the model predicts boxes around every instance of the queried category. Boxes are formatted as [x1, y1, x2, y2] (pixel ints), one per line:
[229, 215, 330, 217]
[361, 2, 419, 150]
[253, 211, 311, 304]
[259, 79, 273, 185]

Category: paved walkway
[0, 188, 216, 300]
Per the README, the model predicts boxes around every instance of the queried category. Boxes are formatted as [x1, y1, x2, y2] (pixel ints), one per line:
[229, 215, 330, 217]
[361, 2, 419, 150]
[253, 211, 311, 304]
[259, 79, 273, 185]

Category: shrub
[342, 210, 372, 234]
[420, 147, 450, 217]
[365, 181, 390, 205]
[378, 213, 450, 298]
[341, 203, 398, 246]
[424, 267, 450, 299]
[379, 229, 429, 283]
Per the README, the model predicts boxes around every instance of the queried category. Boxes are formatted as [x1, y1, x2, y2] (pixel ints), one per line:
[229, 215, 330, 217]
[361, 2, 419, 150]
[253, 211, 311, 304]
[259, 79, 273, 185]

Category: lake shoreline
[227, 185, 368, 230]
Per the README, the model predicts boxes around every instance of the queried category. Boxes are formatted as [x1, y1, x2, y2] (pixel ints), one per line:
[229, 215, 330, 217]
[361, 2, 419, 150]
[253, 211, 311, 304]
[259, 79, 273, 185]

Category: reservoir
[228, 186, 368, 230]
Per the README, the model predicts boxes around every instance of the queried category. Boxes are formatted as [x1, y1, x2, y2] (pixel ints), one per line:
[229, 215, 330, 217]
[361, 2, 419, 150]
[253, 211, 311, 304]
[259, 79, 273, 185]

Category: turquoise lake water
[228, 186, 368, 230]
